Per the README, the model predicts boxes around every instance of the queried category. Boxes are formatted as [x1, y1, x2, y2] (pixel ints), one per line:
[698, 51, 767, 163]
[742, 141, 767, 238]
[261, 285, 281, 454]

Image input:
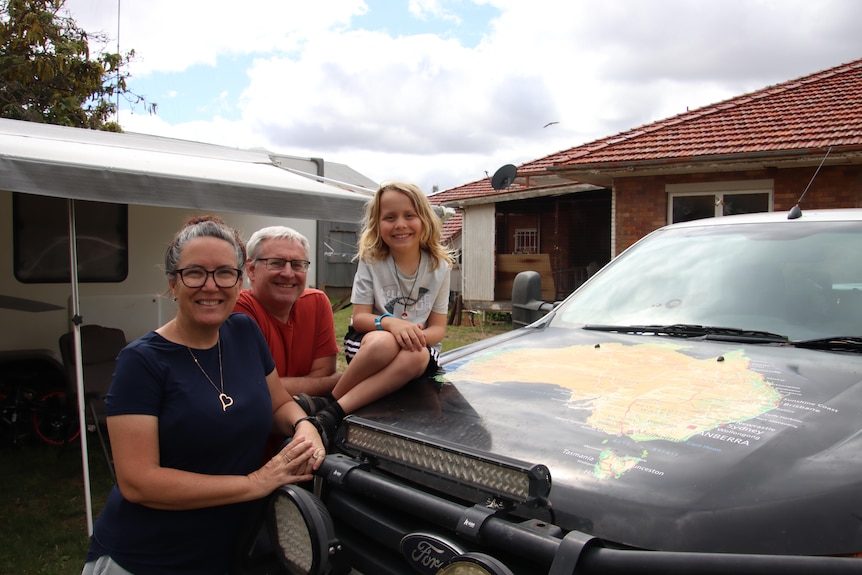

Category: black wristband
[293, 416, 317, 429]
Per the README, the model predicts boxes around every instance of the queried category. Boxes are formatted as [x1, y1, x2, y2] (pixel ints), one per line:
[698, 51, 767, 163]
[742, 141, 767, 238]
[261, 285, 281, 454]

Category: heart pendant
[219, 393, 234, 411]
[402, 312, 408, 318]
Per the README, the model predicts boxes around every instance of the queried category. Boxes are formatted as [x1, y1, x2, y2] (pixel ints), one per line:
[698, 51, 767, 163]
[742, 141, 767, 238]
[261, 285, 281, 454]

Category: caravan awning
[0, 118, 368, 223]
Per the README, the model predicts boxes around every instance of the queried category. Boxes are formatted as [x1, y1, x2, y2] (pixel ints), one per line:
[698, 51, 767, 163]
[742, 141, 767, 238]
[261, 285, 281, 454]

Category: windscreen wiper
[790, 336, 862, 352]
[583, 324, 789, 343]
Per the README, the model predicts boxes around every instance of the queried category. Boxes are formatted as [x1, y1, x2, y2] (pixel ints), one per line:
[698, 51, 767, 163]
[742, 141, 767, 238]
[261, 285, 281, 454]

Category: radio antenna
[116, 0, 121, 118]
[788, 145, 832, 219]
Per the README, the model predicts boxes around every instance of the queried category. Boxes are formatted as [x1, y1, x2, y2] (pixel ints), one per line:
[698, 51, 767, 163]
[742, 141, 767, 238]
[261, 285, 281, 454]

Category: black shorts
[343, 326, 440, 378]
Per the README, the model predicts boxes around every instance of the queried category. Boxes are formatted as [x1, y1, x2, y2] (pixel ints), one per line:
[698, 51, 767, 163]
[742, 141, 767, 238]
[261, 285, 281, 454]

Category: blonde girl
[300, 182, 453, 444]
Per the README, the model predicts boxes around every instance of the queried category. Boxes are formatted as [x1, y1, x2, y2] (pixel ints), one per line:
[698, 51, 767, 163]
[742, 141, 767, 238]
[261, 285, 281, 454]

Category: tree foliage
[0, 0, 154, 131]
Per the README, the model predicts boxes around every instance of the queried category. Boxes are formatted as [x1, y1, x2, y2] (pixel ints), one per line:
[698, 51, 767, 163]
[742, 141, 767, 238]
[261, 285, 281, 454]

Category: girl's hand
[389, 318, 427, 351]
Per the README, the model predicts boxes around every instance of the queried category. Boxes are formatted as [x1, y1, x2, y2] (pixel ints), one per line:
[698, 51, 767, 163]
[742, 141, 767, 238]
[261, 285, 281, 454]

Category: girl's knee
[357, 331, 399, 353]
[393, 348, 430, 377]
[361, 330, 394, 344]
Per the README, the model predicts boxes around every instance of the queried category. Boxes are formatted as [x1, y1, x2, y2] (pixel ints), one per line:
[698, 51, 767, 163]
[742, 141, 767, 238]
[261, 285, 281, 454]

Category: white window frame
[666, 180, 774, 224]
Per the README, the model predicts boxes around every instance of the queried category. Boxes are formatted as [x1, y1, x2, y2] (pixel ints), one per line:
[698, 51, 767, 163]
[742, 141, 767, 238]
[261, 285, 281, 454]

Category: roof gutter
[550, 148, 862, 186]
[278, 165, 376, 197]
[441, 183, 601, 208]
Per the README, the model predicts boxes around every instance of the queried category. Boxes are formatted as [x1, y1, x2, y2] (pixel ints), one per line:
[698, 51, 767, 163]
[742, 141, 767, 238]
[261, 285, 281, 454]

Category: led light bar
[341, 417, 551, 504]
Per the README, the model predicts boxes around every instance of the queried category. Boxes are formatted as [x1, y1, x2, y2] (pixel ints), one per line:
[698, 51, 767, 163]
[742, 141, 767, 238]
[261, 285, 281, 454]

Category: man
[235, 226, 341, 402]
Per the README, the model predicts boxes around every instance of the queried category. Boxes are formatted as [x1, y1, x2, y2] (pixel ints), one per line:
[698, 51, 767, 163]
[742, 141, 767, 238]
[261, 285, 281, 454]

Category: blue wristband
[375, 313, 393, 330]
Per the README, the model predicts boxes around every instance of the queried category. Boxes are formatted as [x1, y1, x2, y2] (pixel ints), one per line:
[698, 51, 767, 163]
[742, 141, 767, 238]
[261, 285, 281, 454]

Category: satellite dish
[491, 164, 517, 190]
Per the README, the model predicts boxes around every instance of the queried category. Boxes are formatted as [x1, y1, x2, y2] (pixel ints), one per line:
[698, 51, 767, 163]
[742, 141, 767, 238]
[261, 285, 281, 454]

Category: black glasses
[174, 266, 242, 288]
[254, 258, 311, 272]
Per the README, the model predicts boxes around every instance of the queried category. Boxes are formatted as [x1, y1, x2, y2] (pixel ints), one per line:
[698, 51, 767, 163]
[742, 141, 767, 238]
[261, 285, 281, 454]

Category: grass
[0, 305, 511, 573]
[332, 304, 511, 371]
[0, 436, 115, 575]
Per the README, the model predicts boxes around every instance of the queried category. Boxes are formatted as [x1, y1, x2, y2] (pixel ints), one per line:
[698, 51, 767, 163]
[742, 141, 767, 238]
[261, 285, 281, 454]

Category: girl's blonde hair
[356, 182, 453, 269]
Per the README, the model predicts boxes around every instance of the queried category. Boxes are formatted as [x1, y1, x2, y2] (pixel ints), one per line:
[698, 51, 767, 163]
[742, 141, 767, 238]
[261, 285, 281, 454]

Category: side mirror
[511, 271, 556, 329]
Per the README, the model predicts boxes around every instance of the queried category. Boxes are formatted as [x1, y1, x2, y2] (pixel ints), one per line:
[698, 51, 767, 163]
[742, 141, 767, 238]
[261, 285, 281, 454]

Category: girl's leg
[334, 331, 401, 397]
[338, 347, 430, 413]
[314, 345, 431, 448]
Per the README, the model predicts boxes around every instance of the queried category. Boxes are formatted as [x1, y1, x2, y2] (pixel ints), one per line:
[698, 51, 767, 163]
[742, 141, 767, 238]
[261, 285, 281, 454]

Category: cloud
[65, 0, 368, 73]
[239, 28, 555, 157]
[408, 0, 461, 23]
[63, 0, 862, 193]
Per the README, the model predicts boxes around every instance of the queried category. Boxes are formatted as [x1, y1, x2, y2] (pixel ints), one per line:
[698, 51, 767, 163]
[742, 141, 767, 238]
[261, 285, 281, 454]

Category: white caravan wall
[0, 191, 317, 359]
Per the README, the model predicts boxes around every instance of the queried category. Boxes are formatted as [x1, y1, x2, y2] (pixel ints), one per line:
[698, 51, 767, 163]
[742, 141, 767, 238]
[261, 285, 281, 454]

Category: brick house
[434, 57, 862, 311]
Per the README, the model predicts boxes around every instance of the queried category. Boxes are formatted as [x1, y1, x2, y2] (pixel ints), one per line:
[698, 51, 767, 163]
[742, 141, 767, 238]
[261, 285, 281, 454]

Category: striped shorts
[343, 327, 440, 377]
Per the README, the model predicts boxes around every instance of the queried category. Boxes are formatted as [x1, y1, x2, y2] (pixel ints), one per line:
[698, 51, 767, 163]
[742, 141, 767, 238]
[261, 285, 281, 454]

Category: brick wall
[775, 165, 862, 210]
[614, 176, 666, 254]
[613, 165, 862, 254]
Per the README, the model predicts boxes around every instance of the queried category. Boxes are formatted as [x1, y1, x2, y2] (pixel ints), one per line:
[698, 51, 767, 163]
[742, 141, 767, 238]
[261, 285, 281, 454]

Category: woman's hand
[248, 435, 314, 498]
[294, 420, 327, 468]
[267, 369, 326, 466]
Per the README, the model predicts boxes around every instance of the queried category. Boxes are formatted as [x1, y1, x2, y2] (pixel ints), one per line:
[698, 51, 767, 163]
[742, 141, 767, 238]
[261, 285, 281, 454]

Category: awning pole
[68, 199, 94, 535]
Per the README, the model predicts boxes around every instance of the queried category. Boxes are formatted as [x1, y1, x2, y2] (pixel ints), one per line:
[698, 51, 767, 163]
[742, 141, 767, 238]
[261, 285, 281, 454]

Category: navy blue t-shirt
[87, 313, 276, 575]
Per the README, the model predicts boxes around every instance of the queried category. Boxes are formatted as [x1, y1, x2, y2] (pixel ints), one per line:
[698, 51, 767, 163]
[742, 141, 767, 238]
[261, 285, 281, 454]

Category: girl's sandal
[293, 393, 331, 416]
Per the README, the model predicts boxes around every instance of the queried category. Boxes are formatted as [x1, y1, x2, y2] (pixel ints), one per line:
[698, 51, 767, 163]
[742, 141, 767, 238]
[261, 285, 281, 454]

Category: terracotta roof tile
[430, 177, 530, 243]
[439, 210, 462, 243]
[432, 58, 862, 242]
[555, 58, 862, 167]
[429, 176, 525, 204]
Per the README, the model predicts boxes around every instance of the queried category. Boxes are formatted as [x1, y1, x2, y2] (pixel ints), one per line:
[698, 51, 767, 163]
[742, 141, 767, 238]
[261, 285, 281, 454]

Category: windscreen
[554, 220, 862, 341]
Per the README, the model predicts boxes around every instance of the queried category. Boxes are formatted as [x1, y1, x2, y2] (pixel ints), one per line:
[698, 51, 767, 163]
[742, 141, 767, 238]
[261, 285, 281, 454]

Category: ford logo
[400, 532, 464, 574]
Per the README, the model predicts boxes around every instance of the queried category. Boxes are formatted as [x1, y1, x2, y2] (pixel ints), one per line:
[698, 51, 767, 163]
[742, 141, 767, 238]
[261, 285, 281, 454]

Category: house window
[13, 194, 129, 283]
[667, 180, 773, 224]
[513, 228, 538, 254]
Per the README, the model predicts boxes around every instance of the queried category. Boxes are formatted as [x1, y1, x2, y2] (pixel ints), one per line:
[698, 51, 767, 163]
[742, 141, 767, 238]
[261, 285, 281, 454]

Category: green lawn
[0, 305, 511, 574]
[332, 303, 512, 371]
[0, 437, 115, 575]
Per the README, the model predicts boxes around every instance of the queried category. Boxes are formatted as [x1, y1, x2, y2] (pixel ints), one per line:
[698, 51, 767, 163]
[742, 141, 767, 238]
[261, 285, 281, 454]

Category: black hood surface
[353, 325, 862, 556]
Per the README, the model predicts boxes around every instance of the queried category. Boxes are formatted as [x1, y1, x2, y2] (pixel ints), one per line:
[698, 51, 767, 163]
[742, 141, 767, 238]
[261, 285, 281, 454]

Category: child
[302, 182, 452, 445]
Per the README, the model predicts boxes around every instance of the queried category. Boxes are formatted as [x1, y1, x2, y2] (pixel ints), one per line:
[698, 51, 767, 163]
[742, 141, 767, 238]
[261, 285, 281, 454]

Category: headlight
[266, 485, 342, 575]
[437, 552, 515, 575]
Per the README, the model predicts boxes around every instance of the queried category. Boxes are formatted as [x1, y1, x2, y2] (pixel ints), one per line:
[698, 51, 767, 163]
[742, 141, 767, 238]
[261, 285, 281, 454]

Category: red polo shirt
[234, 289, 339, 377]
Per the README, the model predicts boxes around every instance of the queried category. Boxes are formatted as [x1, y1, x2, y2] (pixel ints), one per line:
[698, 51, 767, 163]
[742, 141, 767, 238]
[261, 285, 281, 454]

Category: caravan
[0, 118, 369, 385]
[0, 116, 370, 537]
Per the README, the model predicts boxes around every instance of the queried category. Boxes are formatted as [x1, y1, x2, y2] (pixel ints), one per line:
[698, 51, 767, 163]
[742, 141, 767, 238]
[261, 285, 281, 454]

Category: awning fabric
[0, 118, 368, 223]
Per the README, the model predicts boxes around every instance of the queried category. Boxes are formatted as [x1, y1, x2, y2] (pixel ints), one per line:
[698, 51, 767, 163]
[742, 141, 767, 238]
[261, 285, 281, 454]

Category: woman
[82, 216, 325, 575]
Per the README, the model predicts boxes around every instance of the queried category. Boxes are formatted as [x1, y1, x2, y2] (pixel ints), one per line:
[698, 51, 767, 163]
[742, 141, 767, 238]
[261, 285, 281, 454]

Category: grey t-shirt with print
[350, 253, 451, 352]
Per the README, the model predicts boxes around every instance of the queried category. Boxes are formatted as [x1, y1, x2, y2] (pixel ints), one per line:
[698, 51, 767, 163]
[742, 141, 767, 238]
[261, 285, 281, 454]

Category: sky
[61, 0, 862, 194]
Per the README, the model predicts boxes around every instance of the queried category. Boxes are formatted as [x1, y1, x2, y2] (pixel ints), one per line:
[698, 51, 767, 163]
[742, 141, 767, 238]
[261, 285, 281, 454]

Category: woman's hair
[246, 226, 310, 261]
[164, 215, 247, 276]
[356, 182, 453, 269]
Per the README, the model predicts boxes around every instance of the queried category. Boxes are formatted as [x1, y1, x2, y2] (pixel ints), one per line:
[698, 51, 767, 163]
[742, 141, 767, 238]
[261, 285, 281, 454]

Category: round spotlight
[436, 552, 515, 575]
[266, 485, 342, 575]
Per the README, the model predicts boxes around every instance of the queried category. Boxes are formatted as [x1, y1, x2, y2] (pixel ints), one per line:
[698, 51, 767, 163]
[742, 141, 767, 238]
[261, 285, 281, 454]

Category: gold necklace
[187, 340, 233, 411]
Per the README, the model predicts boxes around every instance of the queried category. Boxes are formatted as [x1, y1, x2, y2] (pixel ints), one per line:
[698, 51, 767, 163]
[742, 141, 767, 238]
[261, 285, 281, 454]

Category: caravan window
[13, 194, 128, 283]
